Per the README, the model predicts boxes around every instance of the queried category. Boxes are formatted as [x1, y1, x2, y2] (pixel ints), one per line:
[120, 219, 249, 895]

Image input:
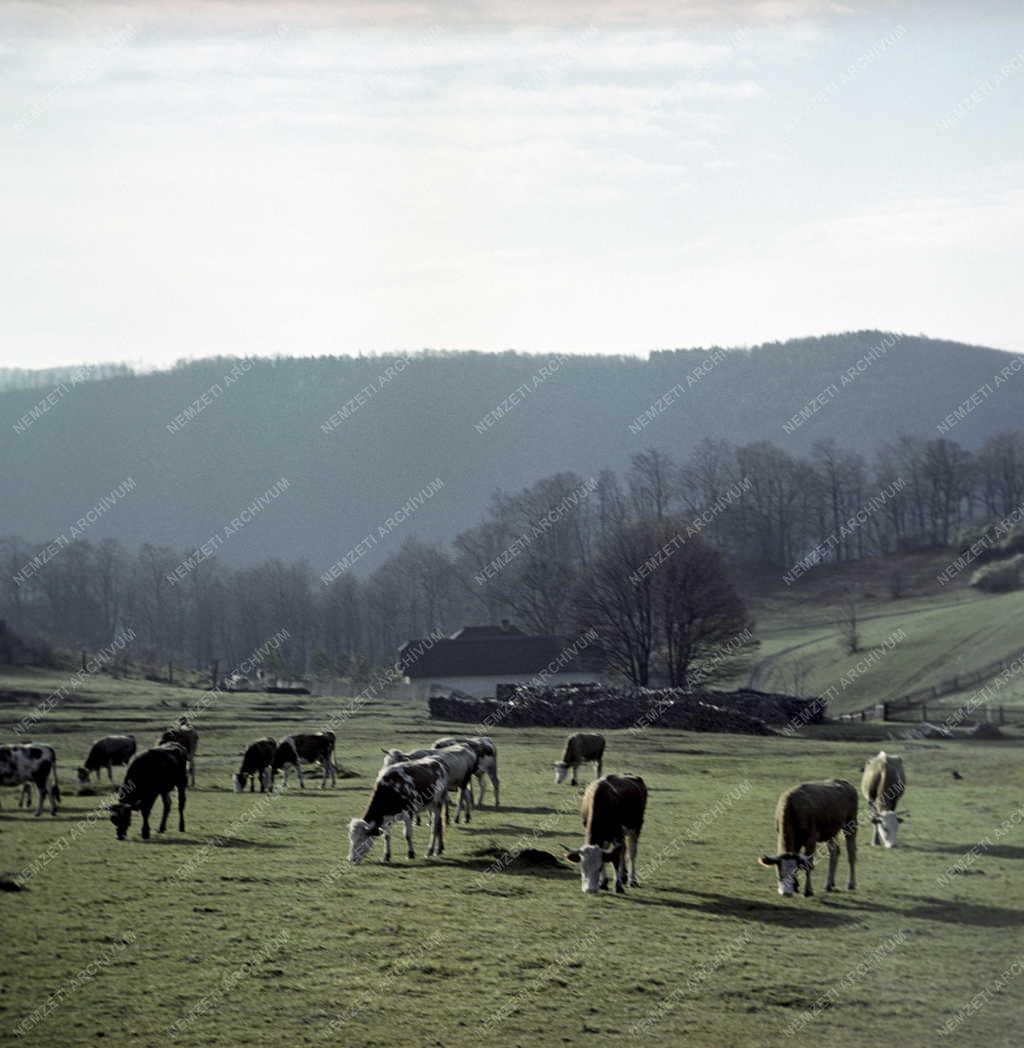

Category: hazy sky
[2, 1, 1022, 367]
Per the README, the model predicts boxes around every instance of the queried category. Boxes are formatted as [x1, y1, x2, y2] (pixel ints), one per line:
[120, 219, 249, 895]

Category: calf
[381, 745, 477, 823]
[759, 779, 858, 897]
[0, 743, 60, 816]
[554, 732, 605, 785]
[564, 774, 647, 894]
[159, 718, 198, 786]
[78, 734, 137, 783]
[348, 757, 448, 863]
[235, 737, 277, 793]
[272, 731, 337, 788]
[433, 735, 500, 808]
[108, 743, 188, 841]
[861, 751, 907, 848]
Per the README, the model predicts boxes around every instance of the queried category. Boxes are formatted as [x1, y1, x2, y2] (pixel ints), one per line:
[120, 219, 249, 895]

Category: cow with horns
[348, 757, 448, 863]
[563, 774, 647, 894]
[759, 779, 858, 897]
[861, 751, 908, 848]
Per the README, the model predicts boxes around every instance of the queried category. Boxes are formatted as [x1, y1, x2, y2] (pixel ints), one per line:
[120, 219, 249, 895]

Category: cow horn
[558, 842, 574, 853]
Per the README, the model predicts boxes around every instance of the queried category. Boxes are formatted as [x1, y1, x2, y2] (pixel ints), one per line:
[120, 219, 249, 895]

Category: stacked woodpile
[429, 683, 825, 735]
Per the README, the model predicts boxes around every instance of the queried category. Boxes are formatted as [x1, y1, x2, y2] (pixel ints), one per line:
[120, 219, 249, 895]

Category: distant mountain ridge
[2, 331, 1021, 573]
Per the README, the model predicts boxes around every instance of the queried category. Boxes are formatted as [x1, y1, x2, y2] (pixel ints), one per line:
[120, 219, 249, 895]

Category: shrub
[969, 555, 1024, 593]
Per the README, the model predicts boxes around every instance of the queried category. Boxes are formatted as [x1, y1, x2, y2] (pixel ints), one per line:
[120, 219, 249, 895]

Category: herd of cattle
[0, 723, 907, 896]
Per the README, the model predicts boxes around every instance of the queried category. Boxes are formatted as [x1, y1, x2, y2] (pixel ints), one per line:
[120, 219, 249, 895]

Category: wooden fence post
[882, 702, 889, 721]
[168, 660, 173, 684]
[921, 704, 928, 722]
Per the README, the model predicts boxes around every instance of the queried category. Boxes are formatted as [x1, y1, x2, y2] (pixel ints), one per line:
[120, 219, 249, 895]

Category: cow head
[108, 802, 133, 840]
[565, 844, 616, 893]
[233, 772, 247, 793]
[553, 762, 570, 785]
[77, 766, 91, 784]
[758, 853, 813, 896]
[347, 818, 379, 863]
[872, 810, 907, 848]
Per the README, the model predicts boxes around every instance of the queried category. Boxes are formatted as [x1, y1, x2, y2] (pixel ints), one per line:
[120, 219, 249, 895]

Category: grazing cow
[554, 732, 605, 786]
[433, 735, 500, 808]
[759, 779, 858, 897]
[272, 731, 337, 789]
[381, 745, 477, 823]
[159, 718, 198, 786]
[108, 743, 188, 841]
[78, 735, 137, 783]
[861, 751, 908, 848]
[0, 743, 60, 816]
[564, 774, 647, 894]
[235, 737, 277, 793]
[348, 757, 448, 863]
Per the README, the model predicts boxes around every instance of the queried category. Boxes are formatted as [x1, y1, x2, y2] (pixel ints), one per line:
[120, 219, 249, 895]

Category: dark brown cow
[554, 732, 605, 785]
[78, 735, 137, 783]
[348, 757, 448, 863]
[235, 737, 277, 793]
[108, 743, 188, 841]
[759, 779, 858, 897]
[159, 718, 198, 786]
[565, 774, 647, 893]
[272, 731, 336, 788]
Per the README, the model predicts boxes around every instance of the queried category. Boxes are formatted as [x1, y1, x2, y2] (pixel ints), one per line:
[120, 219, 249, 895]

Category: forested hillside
[2, 332, 1021, 578]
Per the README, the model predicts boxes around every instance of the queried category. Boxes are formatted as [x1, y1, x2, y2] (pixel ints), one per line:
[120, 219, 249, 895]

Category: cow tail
[51, 754, 61, 804]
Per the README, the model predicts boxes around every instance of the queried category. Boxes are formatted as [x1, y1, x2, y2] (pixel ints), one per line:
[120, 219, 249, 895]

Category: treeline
[2, 428, 1022, 678]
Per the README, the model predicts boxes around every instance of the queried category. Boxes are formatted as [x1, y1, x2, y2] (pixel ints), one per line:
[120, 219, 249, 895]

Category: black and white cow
[554, 732, 605, 786]
[0, 743, 61, 816]
[348, 757, 448, 863]
[433, 735, 500, 808]
[158, 718, 198, 786]
[564, 774, 647, 894]
[78, 734, 137, 783]
[272, 731, 337, 789]
[107, 743, 188, 841]
[381, 744, 477, 823]
[235, 737, 277, 792]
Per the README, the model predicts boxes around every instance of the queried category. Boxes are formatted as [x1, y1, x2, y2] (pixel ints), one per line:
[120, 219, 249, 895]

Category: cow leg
[490, 770, 500, 808]
[628, 833, 640, 887]
[140, 799, 154, 839]
[189, 759, 195, 788]
[476, 772, 487, 807]
[107, 764, 113, 781]
[596, 757, 603, 779]
[158, 791, 171, 833]
[845, 829, 857, 890]
[296, 763, 305, 789]
[383, 824, 392, 863]
[570, 765, 578, 787]
[404, 814, 415, 859]
[328, 753, 337, 788]
[825, 838, 839, 891]
[803, 850, 814, 897]
[33, 771, 47, 817]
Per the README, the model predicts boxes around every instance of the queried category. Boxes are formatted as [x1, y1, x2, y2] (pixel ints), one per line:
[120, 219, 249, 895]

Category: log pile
[429, 683, 826, 735]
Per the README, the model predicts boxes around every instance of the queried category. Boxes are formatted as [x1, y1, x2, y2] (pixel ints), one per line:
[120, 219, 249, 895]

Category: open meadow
[2, 670, 1022, 1048]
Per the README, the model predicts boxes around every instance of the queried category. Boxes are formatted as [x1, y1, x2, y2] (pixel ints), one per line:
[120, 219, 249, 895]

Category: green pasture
[2, 671, 1022, 1048]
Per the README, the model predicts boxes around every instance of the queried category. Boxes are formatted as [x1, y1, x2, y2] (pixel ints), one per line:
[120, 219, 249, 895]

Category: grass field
[745, 552, 1024, 715]
[2, 671, 1022, 1048]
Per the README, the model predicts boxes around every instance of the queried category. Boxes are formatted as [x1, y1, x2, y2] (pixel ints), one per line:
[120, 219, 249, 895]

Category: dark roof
[400, 625, 600, 678]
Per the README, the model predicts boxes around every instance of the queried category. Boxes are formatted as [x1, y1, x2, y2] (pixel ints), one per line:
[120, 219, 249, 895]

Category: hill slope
[2, 331, 1021, 574]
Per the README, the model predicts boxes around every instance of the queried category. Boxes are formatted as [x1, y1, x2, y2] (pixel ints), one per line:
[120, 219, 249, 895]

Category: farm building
[399, 622, 607, 699]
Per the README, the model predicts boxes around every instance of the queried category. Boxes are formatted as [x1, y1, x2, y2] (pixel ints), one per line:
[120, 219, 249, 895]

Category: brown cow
[861, 751, 908, 848]
[759, 779, 858, 897]
[565, 774, 647, 894]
